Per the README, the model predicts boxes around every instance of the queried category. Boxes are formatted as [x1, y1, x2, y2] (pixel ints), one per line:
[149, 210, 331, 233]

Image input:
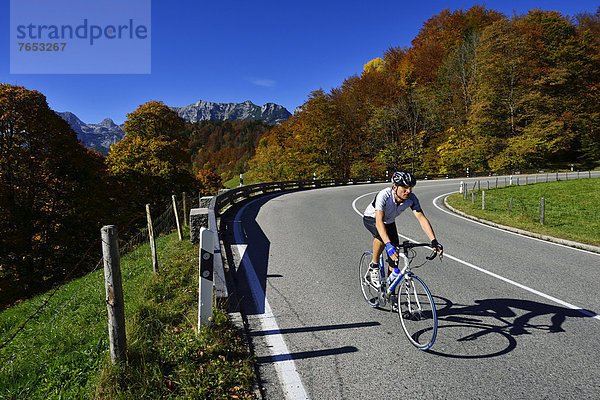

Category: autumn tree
[246, 5, 600, 178]
[0, 84, 109, 299]
[106, 101, 197, 221]
[196, 169, 222, 195]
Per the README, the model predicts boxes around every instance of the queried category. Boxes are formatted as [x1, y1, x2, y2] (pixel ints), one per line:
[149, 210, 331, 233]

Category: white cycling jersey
[363, 187, 422, 224]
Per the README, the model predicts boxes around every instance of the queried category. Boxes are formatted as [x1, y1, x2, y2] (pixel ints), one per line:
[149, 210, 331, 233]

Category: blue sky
[1, 0, 598, 124]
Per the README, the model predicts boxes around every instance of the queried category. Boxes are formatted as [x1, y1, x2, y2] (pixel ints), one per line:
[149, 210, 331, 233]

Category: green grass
[0, 227, 256, 399]
[446, 177, 600, 247]
[223, 175, 258, 189]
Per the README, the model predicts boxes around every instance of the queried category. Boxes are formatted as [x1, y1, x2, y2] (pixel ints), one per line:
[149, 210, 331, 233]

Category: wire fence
[459, 173, 599, 235]
[0, 195, 189, 398]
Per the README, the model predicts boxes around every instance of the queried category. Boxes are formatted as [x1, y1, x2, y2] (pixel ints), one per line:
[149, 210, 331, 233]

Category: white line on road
[352, 191, 600, 321]
[234, 202, 310, 400]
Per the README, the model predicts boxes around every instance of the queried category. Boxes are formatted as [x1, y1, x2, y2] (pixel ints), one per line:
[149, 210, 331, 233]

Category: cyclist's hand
[431, 239, 444, 260]
[385, 242, 399, 261]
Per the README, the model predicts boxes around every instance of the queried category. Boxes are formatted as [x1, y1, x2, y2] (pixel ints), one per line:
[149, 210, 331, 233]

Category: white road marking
[352, 190, 600, 321]
[234, 202, 310, 400]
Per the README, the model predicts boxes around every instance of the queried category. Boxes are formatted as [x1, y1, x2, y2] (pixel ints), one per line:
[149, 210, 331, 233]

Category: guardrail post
[101, 225, 126, 364]
[198, 227, 214, 327]
[189, 207, 208, 244]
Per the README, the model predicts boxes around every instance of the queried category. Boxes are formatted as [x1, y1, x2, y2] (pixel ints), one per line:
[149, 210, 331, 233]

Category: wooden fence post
[183, 192, 189, 226]
[509, 197, 513, 215]
[101, 225, 126, 364]
[482, 191, 485, 210]
[172, 195, 183, 241]
[146, 204, 158, 274]
[541, 197, 545, 225]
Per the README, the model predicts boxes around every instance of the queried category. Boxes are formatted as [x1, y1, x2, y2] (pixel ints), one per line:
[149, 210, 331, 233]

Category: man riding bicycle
[363, 171, 443, 288]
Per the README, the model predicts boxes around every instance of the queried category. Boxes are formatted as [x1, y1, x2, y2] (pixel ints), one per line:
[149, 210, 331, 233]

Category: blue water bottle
[387, 267, 401, 285]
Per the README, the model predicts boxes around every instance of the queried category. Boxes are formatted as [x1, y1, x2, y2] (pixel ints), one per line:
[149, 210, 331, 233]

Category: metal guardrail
[212, 177, 388, 216]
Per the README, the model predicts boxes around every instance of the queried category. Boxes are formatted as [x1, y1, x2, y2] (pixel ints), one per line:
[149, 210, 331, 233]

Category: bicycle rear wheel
[397, 274, 437, 350]
[359, 251, 380, 308]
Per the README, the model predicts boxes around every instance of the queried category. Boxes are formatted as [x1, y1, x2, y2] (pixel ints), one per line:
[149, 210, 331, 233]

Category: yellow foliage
[363, 57, 385, 73]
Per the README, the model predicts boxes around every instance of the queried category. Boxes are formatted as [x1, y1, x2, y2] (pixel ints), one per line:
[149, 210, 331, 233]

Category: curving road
[224, 174, 600, 400]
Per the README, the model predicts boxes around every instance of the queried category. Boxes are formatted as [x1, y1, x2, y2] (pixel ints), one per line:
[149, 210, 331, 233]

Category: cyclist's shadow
[427, 296, 593, 358]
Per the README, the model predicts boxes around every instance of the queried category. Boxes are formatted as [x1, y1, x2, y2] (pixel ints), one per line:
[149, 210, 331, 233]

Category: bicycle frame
[379, 248, 412, 295]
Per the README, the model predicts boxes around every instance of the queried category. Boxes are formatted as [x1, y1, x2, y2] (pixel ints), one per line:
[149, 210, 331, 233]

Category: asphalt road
[224, 174, 600, 400]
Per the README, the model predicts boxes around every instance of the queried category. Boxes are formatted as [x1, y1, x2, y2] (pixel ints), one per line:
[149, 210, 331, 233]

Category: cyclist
[363, 171, 443, 288]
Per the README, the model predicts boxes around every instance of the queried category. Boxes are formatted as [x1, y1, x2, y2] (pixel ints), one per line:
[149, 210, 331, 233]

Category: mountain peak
[58, 99, 292, 155]
[174, 99, 291, 125]
[99, 118, 117, 128]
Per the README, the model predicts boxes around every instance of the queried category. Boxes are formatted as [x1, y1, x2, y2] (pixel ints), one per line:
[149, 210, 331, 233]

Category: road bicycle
[359, 240, 439, 350]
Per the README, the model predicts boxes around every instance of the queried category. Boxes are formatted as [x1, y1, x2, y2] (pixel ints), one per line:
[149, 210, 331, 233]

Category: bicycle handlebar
[396, 240, 440, 261]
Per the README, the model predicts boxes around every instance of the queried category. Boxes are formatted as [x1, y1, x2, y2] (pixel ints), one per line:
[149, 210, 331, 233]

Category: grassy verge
[223, 175, 258, 189]
[446, 177, 600, 247]
[0, 227, 256, 399]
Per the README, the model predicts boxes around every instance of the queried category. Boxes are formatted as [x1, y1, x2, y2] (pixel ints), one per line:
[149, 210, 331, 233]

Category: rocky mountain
[57, 112, 125, 155]
[58, 100, 292, 155]
[172, 100, 292, 125]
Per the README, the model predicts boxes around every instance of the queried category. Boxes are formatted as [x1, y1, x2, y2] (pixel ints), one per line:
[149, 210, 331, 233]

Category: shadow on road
[249, 321, 381, 337]
[256, 346, 359, 363]
[428, 296, 593, 358]
[219, 194, 281, 315]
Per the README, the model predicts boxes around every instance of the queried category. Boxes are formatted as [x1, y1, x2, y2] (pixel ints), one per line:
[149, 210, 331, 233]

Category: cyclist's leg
[383, 222, 400, 273]
[363, 216, 384, 264]
[372, 238, 384, 264]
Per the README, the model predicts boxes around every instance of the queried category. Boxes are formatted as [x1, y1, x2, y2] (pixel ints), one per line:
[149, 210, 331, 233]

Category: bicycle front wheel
[359, 251, 380, 308]
[397, 274, 437, 350]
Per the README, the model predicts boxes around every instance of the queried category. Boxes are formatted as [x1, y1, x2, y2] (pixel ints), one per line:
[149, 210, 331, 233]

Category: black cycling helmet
[391, 171, 416, 187]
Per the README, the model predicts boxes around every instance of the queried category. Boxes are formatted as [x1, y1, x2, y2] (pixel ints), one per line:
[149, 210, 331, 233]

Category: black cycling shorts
[363, 216, 400, 247]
